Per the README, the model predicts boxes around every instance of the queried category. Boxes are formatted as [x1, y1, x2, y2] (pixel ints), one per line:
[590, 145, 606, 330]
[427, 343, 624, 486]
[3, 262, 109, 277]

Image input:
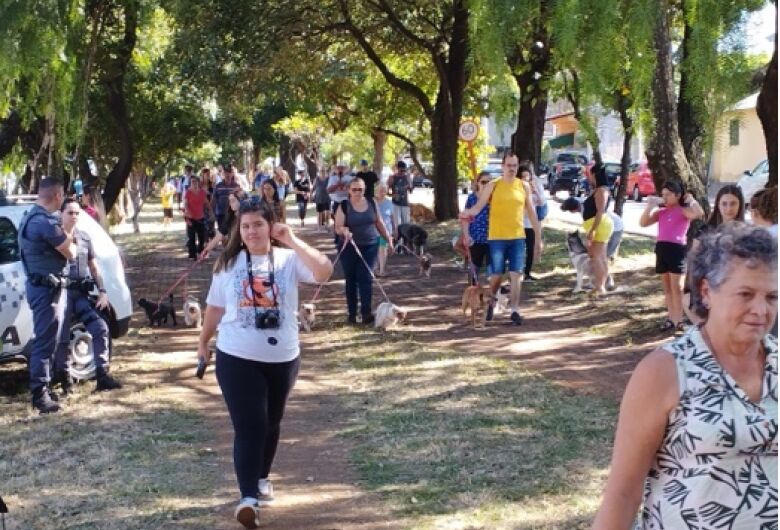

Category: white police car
[0, 195, 132, 380]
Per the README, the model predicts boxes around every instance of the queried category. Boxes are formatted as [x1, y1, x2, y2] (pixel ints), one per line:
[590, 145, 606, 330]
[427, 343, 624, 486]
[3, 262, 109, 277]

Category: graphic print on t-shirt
[230, 256, 285, 328]
[240, 275, 278, 309]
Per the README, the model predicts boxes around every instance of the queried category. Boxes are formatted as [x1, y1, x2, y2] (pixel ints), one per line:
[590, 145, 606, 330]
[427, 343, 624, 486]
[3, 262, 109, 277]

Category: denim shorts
[488, 238, 526, 275]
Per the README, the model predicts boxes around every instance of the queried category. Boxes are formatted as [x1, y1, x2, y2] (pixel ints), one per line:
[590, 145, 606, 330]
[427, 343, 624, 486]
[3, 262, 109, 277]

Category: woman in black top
[334, 178, 393, 324]
[582, 163, 614, 296]
[293, 172, 311, 227]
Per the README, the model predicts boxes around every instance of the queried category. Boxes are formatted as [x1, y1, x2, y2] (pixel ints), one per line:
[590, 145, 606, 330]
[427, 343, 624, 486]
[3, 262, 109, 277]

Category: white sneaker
[234, 497, 260, 529]
[258, 478, 274, 504]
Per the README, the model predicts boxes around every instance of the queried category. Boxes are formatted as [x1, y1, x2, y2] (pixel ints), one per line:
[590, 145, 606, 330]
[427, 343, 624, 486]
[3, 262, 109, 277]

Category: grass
[318, 327, 618, 529]
[311, 216, 662, 529]
[0, 332, 224, 530]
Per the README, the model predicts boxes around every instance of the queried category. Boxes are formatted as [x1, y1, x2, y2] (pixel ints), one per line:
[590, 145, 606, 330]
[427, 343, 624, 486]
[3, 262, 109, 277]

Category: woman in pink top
[639, 181, 704, 334]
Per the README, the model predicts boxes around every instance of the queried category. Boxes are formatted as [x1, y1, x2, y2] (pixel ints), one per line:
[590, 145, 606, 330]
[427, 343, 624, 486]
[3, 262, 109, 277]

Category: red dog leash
[157, 257, 204, 305]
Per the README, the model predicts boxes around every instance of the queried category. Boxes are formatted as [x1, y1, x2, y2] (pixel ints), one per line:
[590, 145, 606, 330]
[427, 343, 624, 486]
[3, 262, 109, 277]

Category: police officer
[53, 198, 122, 394]
[18, 178, 75, 413]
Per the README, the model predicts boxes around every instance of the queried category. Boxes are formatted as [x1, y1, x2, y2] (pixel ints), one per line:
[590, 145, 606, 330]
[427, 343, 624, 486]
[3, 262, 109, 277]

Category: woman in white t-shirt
[197, 196, 332, 528]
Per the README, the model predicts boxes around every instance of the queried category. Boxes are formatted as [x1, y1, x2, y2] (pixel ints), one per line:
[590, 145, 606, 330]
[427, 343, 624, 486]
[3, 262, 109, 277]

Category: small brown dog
[419, 253, 433, 277]
[461, 285, 490, 328]
[410, 203, 436, 223]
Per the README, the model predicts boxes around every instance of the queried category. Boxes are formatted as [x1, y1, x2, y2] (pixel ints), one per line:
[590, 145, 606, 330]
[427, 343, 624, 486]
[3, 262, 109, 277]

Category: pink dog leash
[308, 237, 350, 304]
[350, 238, 391, 303]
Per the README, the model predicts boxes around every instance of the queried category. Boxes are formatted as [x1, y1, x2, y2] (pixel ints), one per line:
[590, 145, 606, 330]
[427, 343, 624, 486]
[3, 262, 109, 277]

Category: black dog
[138, 294, 177, 327]
[396, 223, 428, 256]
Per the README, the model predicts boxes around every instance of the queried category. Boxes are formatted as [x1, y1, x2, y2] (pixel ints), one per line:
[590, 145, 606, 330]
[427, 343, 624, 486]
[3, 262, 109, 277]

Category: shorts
[583, 215, 614, 244]
[488, 238, 526, 275]
[469, 242, 491, 274]
[536, 204, 548, 222]
[378, 236, 388, 248]
[316, 201, 331, 213]
[163, 208, 173, 219]
[655, 241, 686, 275]
[607, 230, 623, 258]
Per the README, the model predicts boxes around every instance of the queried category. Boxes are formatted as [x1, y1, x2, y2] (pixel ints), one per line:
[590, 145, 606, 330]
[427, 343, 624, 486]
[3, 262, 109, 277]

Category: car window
[577, 155, 588, 165]
[557, 154, 576, 164]
[755, 160, 769, 175]
[0, 217, 19, 265]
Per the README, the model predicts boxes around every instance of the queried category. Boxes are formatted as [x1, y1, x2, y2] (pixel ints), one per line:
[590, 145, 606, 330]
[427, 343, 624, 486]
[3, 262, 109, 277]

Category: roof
[730, 93, 759, 111]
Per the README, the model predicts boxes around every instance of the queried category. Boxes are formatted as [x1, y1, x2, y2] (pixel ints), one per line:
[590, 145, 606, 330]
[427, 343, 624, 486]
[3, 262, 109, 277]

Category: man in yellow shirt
[161, 179, 176, 229]
[461, 153, 543, 325]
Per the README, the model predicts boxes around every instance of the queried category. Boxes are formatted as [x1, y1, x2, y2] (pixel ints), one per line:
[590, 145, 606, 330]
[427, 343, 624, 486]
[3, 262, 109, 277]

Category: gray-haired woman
[593, 222, 777, 529]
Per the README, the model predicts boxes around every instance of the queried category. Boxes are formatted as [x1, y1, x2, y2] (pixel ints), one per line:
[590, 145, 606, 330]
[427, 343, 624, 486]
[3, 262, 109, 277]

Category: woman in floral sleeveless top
[593, 223, 777, 529]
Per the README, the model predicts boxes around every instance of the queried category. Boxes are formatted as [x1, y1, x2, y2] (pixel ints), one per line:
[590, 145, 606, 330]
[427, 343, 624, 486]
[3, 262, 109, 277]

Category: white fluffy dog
[374, 302, 407, 330]
[183, 296, 202, 328]
[566, 231, 614, 293]
[299, 303, 316, 332]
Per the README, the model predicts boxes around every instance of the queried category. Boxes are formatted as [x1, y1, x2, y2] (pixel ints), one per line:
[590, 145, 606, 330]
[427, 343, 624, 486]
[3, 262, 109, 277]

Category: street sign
[458, 120, 479, 143]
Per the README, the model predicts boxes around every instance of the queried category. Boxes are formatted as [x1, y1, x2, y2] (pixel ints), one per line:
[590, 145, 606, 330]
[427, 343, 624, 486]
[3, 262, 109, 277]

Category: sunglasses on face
[350, 188, 365, 192]
[479, 180, 490, 185]
[65, 211, 80, 216]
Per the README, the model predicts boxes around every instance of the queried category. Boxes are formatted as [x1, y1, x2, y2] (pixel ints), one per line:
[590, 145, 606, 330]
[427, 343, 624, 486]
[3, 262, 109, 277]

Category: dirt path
[297, 218, 667, 402]
[120, 211, 398, 530]
[116, 200, 667, 529]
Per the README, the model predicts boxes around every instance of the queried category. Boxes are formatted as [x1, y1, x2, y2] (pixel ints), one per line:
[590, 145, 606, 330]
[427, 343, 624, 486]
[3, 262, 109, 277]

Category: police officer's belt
[28, 273, 70, 288]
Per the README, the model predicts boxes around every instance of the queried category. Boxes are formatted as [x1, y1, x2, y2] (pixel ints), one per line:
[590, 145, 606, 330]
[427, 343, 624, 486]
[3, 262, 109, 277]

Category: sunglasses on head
[239, 195, 263, 212]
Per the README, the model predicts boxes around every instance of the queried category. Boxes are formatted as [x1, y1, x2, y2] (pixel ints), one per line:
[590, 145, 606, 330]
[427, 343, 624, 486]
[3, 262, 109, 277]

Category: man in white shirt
[327, 164, 353, 215]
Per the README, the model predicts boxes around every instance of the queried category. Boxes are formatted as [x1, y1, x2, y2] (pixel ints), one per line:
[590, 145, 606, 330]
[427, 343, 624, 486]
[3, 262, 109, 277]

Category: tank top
[657, 205, 690, 245]
[640, 328, 777, 529]
[488, 178, 526, 240]
[345, 199, 379, 246]
[582, 189, 612, 221]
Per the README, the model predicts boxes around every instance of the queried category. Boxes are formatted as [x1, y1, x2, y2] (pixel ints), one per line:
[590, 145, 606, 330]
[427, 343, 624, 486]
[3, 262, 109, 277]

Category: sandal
[674, 322, 686, 336]
[660, 319, 675, 332]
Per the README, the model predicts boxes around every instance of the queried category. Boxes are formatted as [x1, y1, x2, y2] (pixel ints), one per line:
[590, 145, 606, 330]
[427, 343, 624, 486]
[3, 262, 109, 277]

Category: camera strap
[245, 248, 278, 318]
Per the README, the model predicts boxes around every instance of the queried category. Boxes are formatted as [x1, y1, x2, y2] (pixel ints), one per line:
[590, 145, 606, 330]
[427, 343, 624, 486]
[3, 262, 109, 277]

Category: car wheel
[66, 321, 113, 381]
[67, 323, 97, 381]
[632, 186, 641, 202]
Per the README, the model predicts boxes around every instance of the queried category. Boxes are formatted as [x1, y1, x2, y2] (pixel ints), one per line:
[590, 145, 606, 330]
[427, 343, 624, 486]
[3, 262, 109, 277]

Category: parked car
[0, 196, 132, 380]
[549, 164, 585, 195]
[412, 175, 433, 188]
[584, 161, 621, 192]
[737, 159, 769, 203]
[616, 161, 657, 201]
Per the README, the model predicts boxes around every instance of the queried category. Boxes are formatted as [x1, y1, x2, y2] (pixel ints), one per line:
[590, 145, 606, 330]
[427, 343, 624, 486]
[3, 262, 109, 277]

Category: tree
[330, 0, 471, 219]
[757, 1, 778, 188]
[646, 0, 702, 203]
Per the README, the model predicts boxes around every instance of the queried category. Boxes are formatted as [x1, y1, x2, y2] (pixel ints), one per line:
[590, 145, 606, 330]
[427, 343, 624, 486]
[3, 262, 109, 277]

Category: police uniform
[18, 204, 68, 396]
[54, 228, 110, 376]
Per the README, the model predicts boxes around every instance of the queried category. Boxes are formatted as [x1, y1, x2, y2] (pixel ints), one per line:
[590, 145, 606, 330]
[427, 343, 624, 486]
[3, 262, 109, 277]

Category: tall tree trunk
[430, 104, 459, 219]
[278, 134, 294, 175]
[100, 0, 138, 212]
[613, 92, 633, 217]
[371, 128, 386, 175]
[102, 77, 133, 212]
[757, 2, 778, 188]
[677, 19, 708, 184]
[647, 0, 705, 209]
[563, 69, 602, 164]
[508, 6, 551, 167]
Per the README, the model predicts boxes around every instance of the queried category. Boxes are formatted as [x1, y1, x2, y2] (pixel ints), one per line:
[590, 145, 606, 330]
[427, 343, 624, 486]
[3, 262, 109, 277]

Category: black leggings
[524, 227, 535, 276]
[216, 350, 300, 499]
